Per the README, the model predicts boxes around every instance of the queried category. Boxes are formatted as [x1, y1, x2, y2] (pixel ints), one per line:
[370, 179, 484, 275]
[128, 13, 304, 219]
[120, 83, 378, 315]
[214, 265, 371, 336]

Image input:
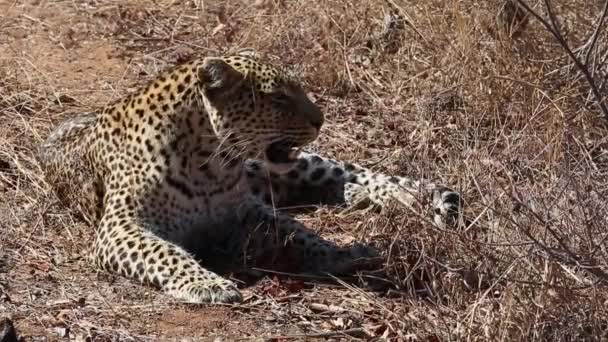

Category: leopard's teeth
[288, 148, 301, 160]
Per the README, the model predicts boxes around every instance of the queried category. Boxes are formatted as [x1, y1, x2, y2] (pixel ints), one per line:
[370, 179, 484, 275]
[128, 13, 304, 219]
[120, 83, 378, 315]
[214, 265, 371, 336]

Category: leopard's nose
[308, 103, 324, 131]
[298, 93, 324, 131]
[311, 113, 323, 130]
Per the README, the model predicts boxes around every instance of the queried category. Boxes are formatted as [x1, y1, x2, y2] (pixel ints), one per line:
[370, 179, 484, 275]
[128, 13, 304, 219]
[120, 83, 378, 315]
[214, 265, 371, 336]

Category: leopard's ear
[198, 57, 246, 98]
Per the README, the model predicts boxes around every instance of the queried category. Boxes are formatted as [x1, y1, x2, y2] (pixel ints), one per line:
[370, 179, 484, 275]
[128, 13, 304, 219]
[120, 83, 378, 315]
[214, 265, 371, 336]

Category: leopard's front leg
[245, 152, 462, 225]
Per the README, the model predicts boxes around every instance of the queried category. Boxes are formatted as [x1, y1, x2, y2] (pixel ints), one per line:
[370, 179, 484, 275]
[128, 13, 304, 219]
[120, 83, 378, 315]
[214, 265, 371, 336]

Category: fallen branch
[244, 327, 371, 340]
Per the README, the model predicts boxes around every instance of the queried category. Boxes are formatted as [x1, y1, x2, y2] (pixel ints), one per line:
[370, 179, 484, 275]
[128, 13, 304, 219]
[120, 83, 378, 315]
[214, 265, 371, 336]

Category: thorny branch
[515, 0, 608, 121]
[577, 0, 608, 69]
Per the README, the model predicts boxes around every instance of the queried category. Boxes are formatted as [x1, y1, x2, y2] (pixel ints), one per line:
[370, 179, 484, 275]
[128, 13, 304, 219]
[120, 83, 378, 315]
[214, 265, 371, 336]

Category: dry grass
[1, 0, 608, 340]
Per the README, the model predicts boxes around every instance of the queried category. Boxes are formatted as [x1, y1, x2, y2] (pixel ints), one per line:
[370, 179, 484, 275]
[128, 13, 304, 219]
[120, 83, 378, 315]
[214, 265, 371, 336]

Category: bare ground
[1, 0, 608, 341]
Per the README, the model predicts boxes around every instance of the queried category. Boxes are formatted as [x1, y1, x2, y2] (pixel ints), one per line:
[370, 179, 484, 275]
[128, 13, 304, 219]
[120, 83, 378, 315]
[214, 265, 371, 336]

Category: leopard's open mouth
[265, 141, 300, 165]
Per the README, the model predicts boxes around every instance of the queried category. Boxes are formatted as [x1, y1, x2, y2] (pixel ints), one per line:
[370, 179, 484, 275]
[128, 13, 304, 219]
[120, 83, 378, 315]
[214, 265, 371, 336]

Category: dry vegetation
[1, 0, 608, 340]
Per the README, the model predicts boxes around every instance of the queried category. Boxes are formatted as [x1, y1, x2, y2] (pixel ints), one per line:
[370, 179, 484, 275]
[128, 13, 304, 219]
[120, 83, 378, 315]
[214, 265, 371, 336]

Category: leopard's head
[197, 54, 323, 172]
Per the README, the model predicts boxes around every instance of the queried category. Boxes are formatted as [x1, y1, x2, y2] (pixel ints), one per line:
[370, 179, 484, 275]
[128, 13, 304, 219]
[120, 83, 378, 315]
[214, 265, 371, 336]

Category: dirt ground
[1, 0, 608, 341]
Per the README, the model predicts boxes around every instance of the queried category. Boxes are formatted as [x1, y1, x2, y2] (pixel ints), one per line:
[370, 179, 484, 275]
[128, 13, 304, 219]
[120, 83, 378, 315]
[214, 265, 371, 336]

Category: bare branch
[578, 0, 608, 68]
[515, 0, 608, 121]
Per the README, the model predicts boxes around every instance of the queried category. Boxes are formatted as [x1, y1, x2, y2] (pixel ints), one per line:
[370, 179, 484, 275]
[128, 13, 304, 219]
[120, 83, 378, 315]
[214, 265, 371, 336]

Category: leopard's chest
[134, 159, 251, 222]
[139, 177, 253, 246]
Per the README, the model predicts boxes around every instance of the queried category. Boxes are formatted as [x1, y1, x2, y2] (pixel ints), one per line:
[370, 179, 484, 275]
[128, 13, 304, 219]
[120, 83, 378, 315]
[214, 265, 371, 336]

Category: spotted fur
[38, 53, 460, 304]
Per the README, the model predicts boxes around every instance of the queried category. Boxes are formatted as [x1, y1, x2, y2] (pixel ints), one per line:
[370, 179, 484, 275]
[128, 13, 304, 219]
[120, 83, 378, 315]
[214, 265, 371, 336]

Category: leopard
[37, 52, 461, 304]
